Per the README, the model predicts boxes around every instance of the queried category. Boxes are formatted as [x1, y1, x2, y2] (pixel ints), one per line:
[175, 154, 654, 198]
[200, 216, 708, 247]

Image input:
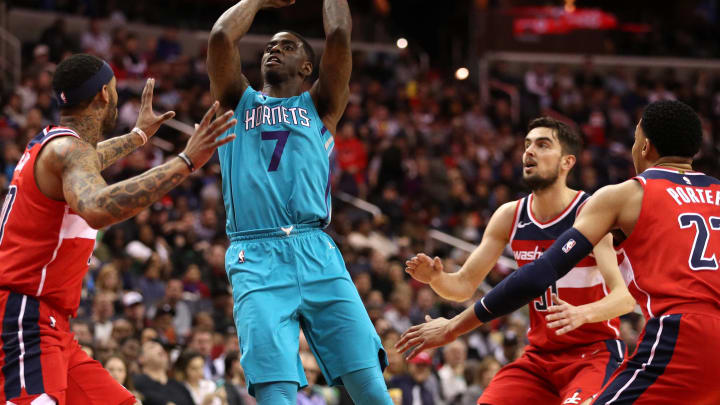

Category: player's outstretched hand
[134, 78, 176, 139]
[395, 315, 454, 361]
[182, 101, 237, 169]
[262, 0, 295, 9]
[405, 253, 443, 284]
[545, 294, 590, 335]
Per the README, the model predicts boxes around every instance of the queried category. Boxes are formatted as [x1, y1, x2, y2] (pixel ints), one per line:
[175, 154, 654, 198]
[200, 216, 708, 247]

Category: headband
[55, 61, 114, 107]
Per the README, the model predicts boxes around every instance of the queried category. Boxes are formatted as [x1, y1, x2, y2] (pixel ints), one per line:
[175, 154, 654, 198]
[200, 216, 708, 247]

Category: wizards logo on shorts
[562, 239, 576, 253]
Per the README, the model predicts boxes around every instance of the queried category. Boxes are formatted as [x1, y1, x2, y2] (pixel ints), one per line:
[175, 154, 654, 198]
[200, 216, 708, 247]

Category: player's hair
[640, 100, 702, 158]
[528, 116, 582, 157]
[278, 30, 316, 67]
[52, 54, 106, 110]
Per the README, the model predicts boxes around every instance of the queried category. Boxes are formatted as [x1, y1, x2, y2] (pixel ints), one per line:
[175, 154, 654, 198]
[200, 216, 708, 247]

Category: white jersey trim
[527, 191, 585, 229]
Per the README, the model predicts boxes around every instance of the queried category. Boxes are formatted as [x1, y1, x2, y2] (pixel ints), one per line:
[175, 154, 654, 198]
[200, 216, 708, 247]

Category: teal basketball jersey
[218, 86, 335, 233]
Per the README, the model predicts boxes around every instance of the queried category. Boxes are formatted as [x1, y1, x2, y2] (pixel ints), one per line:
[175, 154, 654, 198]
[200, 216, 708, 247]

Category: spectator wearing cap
[134, 340, 194, 405]
[153, 303, 178, 345]
[148, 278, 193, 340]
[388, 351, 440, 405]
[123, 290, 148, 332]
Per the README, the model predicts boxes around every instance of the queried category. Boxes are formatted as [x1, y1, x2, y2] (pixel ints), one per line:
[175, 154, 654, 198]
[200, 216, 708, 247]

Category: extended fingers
[210, 134, 237, 149]
[199, 101, 220, 129]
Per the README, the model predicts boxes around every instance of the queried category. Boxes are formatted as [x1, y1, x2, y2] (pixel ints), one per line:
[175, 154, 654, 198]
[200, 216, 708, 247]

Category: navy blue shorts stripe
[603, 339, 626, 386]
[1, 293, 45, 399]
[21, 295, 44, 395]
[2, 292, 24, 399]
[595, 314, 681, 404]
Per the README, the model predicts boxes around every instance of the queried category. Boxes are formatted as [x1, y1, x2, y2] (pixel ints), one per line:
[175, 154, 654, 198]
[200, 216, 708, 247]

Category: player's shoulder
[487, 200, 522, 238]
[39, 135, 95, 171]
[596, 180, 643, 199]
[497, 200, 522, 220]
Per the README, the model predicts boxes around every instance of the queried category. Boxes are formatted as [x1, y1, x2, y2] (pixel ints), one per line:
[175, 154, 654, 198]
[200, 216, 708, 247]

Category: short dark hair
[640, 100, 702, 158]
[52, 54, 105, 110]
[527, 116, 582, 157]
[278, 30, 316, 67]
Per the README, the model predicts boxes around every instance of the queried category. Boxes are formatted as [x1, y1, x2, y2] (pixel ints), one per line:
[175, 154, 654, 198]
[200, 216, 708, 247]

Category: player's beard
[101, 97, 118, 135]
[523, 161, 561, 191]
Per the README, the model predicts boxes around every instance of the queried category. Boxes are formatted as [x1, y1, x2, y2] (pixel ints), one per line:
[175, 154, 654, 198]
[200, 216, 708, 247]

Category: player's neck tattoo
[59, 115, 102, 147]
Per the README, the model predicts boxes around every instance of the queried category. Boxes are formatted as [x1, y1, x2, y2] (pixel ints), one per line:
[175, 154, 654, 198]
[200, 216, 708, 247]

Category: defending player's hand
[182, 101, 237, 169]
[545, 294, 590, 335]
[262, 0, 295, 9]
[395, 315, 454, 361]
[405, 253, 443, 284]
[134, 78, 176, 139]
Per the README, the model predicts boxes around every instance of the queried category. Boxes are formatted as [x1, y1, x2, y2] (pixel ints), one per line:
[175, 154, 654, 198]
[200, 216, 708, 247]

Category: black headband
[55, 61, 114, 108]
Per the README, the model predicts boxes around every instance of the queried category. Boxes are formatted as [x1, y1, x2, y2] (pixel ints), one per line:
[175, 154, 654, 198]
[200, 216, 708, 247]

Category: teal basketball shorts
[225, 224, 387, 394]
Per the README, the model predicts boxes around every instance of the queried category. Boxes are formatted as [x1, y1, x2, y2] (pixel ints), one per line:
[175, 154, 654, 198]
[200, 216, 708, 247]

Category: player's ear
[100, 84, 110, 104]
[300, 60, 313, 78]
[562, 154, 576, 171]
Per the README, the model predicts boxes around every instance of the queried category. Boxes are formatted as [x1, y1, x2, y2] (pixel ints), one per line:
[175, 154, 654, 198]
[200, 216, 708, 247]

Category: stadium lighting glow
[455, 67, 469, 80]
[396, 38, 408, 49]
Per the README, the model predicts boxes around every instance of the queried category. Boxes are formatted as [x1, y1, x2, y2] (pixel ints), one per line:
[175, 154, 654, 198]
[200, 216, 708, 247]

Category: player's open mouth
[524, 161, 537, 169]
[266, 56, 282, 65]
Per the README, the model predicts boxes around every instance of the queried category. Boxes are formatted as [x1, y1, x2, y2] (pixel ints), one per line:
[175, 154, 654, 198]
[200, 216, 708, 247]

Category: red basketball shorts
[592, 312, 720, 405]
[0, 291, 136, 405]
[479, 339, 626, 405]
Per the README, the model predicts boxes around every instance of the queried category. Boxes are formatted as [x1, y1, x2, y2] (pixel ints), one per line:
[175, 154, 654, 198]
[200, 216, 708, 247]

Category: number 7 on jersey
[261, 131, 290, 172]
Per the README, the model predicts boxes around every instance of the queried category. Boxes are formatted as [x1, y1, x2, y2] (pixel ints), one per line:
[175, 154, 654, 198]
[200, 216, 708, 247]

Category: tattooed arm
[47, 102, 236, 229]
[96, 132, 146, 170]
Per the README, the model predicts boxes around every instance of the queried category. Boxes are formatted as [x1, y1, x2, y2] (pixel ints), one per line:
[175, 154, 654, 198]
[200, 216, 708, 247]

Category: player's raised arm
[48, 103, 236, 229]
[405, 201, 517, 302]
[208, 0, 291, 109]
[545, 233, 635, 335]
[310, 0, 352, 133]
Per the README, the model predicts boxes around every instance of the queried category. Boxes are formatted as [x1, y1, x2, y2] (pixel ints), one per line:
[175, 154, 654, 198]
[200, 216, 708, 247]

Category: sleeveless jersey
[218, 87, 335, 233]
[0, 126, 98, 316]
[510, 191, 622, 351]
[621, 167, 720, 319]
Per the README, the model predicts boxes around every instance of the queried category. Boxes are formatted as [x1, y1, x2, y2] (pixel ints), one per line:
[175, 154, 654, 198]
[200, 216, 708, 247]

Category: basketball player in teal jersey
[207, 1, 392, 404]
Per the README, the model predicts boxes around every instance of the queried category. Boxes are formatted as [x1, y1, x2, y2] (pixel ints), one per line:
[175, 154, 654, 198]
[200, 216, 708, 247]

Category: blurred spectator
[148, 278, 193, 339]
[459, 357, 500, 405]
[187, 329, 220, 380]
[388, 351, 441, 405]
[91, 291, 116, 345]
[297, 351, 326, 405]
[81, 18, 112, 58]
[174, 351, 225, 405]
[217, 351, 254, 405]
[438, 340, 468, 403]
[134, 340, 194, 405]
[104, 354, 143, 401]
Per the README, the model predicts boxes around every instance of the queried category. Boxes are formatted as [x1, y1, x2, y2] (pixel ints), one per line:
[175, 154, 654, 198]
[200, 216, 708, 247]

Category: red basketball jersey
[620, 167, 720, 320]
[510, 191, 622, 351]
[0, 126, 97, 317]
